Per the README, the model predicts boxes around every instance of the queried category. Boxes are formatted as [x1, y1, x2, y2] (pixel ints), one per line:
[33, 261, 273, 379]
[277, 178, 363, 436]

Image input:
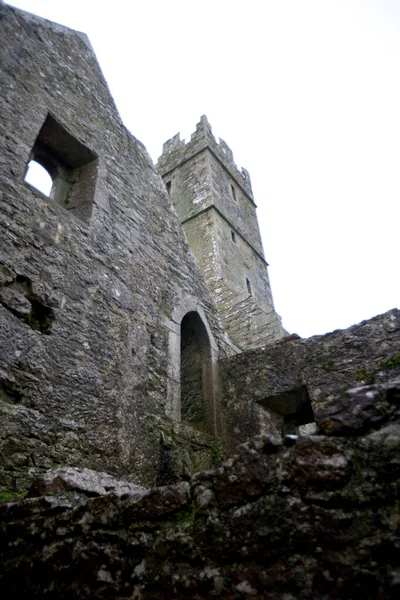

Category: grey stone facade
[1, 6, 400, 597]
[0, 4, 233, 491]
[0, 3, 399, 504]
[157, 116, 285, 350]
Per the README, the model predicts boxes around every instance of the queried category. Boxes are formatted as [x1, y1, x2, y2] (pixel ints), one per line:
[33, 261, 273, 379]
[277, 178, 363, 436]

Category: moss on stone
[315, 355, 335, 372]
[355, 369, 376, 385]
[211, 442, 225, 467]
[380, 354, 400, 370]
[0, 490, 27, 504]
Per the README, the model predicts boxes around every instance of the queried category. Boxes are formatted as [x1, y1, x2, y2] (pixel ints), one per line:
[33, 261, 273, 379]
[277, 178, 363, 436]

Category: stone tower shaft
[157, 116, 285, 350]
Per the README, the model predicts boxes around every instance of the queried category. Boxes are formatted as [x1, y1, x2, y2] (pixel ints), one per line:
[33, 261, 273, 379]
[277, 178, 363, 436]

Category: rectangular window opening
[246, 278, 252, 295]
[166, 180, 172, 195]
[231, 184, 237, 201]
[24, 113, 98, 224]
[231, 230, 236, 243]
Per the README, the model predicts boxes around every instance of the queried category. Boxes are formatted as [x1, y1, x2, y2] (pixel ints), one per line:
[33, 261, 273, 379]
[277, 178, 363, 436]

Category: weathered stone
[192, 434, 282, 509]
[315, 379, 400, 435]
[220, 309, 400, 449]
[0, 384, 399, 599]
[122, 481, 191, 521]
[293, 436, 352, 490]
[0, 3, 234, 493]
[28, 467, 148, 502]
[1, 5, 400, 598]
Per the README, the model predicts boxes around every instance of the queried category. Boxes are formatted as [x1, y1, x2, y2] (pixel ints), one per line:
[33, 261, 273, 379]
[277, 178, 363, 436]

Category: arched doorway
[180, 311, 214, 432]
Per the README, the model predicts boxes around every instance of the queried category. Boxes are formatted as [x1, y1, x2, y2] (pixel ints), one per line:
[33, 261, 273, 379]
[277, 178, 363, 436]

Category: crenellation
[191, 113, 213, 138]
[162, 132, 185, 155]
[217, 137, 234, 162]
[240, 166, 251, 187]
[157, 116, 253, 200]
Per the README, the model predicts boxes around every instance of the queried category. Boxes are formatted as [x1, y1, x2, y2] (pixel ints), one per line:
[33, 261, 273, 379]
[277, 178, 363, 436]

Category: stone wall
[0, 5, 234, 493]
[1, 380, 399, 599]
[219, 309, 400, 450]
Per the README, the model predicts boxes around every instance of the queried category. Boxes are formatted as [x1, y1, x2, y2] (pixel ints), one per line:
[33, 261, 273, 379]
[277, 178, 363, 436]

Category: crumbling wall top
[2, 3, 93, 50]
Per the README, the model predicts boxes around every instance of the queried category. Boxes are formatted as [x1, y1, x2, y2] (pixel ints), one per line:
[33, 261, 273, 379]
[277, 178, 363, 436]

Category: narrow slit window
[246, 278, 252, 295]
[166, 180, 172, 195]
[231, 230, 236, 243]
[231, 184, 237, 201]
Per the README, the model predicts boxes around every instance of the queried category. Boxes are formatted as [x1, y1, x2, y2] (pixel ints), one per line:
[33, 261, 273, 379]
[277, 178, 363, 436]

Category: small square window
[24, 114, 98, 223]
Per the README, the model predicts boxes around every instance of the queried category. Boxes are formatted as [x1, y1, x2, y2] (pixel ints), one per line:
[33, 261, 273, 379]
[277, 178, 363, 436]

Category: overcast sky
[7, 0, 400, 337]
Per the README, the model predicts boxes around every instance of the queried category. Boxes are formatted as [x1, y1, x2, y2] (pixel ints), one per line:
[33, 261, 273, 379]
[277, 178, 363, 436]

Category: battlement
[157, 115, 253, 201]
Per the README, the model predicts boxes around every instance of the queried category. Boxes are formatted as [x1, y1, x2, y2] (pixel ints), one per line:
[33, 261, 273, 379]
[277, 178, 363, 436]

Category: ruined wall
[0, 5, 234, 492]
[157, 116, 285, 350]
[219, 309, 400, 450]
[1, 379, 399, 599]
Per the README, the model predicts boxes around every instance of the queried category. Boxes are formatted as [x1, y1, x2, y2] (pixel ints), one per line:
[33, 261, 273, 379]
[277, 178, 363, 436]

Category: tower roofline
[156, 116, 254, 201]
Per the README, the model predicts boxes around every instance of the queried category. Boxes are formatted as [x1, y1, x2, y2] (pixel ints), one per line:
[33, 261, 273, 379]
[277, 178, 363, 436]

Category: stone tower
[157, 116, 285, 350]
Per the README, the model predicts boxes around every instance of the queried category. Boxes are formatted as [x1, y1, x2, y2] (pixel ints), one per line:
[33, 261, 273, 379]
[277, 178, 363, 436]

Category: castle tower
[157, 116, 285, 350]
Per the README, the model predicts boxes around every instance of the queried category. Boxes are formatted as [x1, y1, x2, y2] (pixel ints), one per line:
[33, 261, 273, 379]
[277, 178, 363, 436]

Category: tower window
[231, 230, 236, 243]
[231, 184, 237, 201]
[24, 113, 98, 223]
[246, 278, 252, 295]
[166, 180, 172, 195]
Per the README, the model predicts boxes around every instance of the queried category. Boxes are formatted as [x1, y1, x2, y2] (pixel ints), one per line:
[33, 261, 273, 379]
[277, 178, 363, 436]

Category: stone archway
[164, 297, 219, 434]
[180, 311, 213, 430]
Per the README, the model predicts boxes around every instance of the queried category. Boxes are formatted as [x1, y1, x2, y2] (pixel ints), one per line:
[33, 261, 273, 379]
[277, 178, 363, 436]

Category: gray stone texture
[157, 116, 285, 350]
[1, 6, 400, 598]
[1, 380, 399, 599]
[0, 4, 233, 492]
[219, 309, 400, 450]
[28, 466, 148, 502]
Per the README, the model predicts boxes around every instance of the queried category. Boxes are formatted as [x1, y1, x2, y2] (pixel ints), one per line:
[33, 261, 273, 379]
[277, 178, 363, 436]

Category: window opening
[166, 180, 172, 195]
[24, 160, 53, 197]
[25, 113, 98, 223]
[259, 385, 315, 437]
[231, 230, 236, 243]
[231, 184, 237, 201]
[246, 277, 252, 295]
[282, 387, 315, 436]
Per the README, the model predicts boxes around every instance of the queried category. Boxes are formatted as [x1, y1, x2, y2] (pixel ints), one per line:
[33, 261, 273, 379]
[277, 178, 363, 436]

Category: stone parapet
[157, 115, 254, 201]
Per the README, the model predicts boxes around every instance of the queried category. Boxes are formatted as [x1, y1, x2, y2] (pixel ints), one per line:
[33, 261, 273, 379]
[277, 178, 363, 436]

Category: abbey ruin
[0, 4, 399, 598]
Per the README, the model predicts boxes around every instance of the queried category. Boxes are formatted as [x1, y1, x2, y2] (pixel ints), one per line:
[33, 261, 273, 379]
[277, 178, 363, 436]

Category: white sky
[7, 0, 400, 337]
